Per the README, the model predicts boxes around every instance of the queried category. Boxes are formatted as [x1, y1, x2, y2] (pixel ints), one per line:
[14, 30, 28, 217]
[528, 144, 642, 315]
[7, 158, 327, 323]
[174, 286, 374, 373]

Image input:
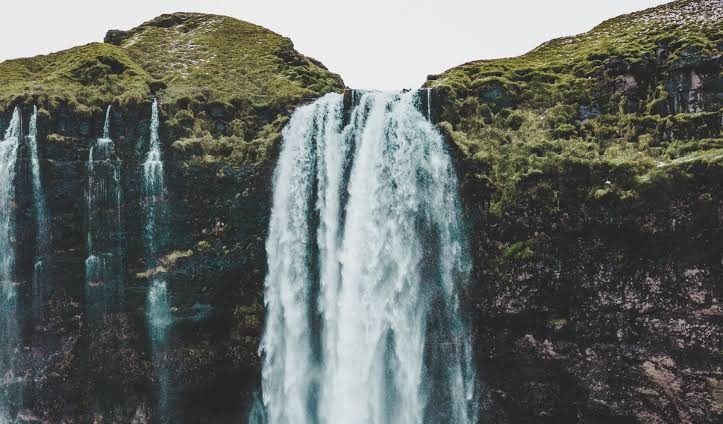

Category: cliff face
[427, 0, 722, 422]
[0, 12, 343, 423]
[0, 1, 720, 423]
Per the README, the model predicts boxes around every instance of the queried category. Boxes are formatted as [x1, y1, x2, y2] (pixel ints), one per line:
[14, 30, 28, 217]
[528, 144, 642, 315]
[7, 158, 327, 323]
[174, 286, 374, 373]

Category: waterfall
[143, 99, 172, 421]
[103, 105, 111, 140]
[0, 107, 21, 421]
[257, 91, 476, 424]
[28, 106, 49, 322]
[85, 105, 123, 316]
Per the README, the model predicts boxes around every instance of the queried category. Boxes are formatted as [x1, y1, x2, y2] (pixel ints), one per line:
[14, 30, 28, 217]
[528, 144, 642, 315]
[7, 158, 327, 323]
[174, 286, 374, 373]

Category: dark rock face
[1, 3, 721, 423]
[6, 84, 717, 424]
[441, 53, 723, 424]
[457, 175, 721, 423]
[1, 100, 269, 423]
[2, 67, 720, 424]
[603, 52, 721, 116]
[426, 4, 722, 419]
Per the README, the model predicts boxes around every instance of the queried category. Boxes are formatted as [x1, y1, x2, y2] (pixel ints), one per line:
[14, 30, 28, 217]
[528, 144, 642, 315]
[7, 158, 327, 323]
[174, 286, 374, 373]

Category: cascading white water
[143, 99, 172, 420]
[0, 107, 22, 421]
[86, 105, 123, 314]
[257, 91, 476, 424]
[28, 106, 49, 322]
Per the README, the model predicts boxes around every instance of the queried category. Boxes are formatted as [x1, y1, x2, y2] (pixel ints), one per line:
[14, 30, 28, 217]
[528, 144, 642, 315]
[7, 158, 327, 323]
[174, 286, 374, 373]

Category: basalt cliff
[0, 0, 720, 423]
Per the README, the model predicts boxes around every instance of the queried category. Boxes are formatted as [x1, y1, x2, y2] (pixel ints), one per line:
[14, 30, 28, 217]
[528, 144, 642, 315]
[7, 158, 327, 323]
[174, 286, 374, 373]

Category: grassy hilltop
[428, 0, 721, 216]
[0, 12, 345, 165]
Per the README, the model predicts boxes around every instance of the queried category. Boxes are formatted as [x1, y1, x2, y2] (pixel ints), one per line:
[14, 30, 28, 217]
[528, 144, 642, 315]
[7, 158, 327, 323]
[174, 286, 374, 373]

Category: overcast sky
[2, 0, 670, 90]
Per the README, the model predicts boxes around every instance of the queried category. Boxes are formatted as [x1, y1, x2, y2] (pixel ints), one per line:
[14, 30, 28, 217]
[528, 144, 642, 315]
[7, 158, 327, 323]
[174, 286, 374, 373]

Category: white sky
[1, 0, 670, 90]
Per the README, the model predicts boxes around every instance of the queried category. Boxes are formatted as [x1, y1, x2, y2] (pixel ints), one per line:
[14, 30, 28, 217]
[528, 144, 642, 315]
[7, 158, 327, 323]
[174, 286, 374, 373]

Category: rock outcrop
[428, 0, 722, 422]
[0, 12, 343, 423]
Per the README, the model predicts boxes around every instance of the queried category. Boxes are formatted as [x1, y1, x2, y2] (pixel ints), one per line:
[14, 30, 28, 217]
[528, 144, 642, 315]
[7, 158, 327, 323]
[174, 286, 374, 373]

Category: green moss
[428, 0, 720, 113]
[0, 12, 345, 169]
[501, 240, 537, 262]
[118, 13, 343, 107]
[433, 0, 721, 220]
[172, 114, 286, 166]
[233, 303, 264, 336]
[551, 123, 577, 139]
[0, 43, 150, 109]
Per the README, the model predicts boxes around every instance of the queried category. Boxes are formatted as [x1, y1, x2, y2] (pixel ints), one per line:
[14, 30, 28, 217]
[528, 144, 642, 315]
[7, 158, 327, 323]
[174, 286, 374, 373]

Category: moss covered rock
[430, 1, 722, 422]
[0, 12, 344, 423]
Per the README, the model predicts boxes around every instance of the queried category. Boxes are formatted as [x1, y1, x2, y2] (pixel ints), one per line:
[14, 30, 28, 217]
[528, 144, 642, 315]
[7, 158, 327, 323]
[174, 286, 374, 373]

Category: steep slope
[428, 0, 722, 422]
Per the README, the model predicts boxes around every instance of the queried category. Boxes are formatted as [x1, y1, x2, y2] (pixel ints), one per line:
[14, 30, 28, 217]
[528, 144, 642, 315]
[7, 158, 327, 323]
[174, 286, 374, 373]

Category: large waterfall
[0, 108, 21, 421]
[257, 91, 476, 424]
[28, 106, 49, 323]
[143, 99, 172, 421]
[86, 106, 124, 315]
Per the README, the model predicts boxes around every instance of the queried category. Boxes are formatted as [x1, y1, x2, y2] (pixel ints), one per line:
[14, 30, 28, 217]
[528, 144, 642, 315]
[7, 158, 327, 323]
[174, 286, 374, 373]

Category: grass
[428, 0, 722, 220]
[0, 43, 151, 110]
[119, 13, 343, 107]
[428, 0, 721, 111]
[0, 12, 345, 168]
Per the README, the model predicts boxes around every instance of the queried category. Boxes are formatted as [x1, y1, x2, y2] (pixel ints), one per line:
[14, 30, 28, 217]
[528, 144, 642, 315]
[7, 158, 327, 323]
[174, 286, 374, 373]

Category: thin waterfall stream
[86, 106, 124, 318]
[143, 99, 172, 422]
[255, 91, 476, 424]
[28, 106, 49, 323]
[0, 108, 21, 421]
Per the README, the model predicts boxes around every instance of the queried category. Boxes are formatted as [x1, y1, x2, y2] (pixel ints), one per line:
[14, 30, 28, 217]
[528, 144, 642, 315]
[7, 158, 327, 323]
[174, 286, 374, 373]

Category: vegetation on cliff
[0, 19, 344, 420]
[427, 3, 721, 421]
[0, 12, 345, 166]
[0, 2, 719, 421]
[428, 0, 721, 259]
